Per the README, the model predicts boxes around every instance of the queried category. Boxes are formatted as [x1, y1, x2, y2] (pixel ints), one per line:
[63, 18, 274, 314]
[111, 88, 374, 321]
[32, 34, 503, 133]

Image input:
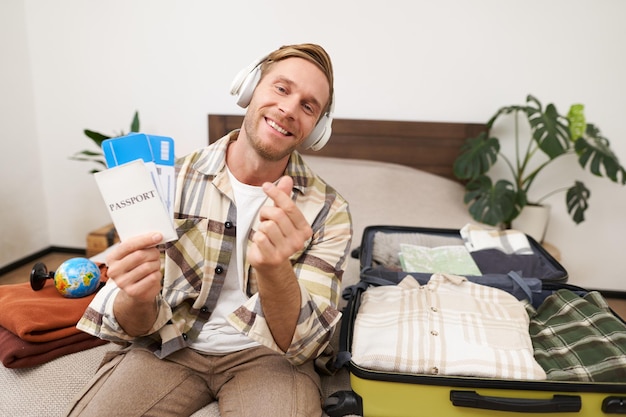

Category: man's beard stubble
[243, 115, 297, 162]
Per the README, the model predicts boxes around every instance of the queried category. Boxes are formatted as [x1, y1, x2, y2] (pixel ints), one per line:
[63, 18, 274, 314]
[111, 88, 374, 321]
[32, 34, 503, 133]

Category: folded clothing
[369, 226, 562, 283]
[527, 289, 626, 382]
[351, 274, 546, 380]
[372, 231, 464, 267]
[461, 223, 533, 255]
[0, 264, 107, 342]
[0, 325, 109, 368]
[470, 249, 565, 282]
[359, 266, 542, 302]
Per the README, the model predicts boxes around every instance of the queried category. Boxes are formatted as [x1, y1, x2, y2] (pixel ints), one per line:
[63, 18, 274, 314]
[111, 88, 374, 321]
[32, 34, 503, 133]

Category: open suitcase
[325, 225, 626, 417]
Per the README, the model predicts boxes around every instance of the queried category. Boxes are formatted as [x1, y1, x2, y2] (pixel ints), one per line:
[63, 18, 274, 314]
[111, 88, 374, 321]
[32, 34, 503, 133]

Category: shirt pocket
[173, 216, 208, 242]
[163, 216, 208, 293]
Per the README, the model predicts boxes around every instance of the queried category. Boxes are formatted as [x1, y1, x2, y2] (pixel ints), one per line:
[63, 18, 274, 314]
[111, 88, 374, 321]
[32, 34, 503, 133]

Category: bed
[0, 115, 485, 417]
[208, 114, 485, 181]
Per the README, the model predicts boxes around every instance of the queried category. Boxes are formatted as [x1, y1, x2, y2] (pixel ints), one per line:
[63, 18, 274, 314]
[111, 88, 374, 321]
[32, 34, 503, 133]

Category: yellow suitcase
[348, 371, 625, 416]
[328, 280, 626, 417]
[325, 226, 626, 417]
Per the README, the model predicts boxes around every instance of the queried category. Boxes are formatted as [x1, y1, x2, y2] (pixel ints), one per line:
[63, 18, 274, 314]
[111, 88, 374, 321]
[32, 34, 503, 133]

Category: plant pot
[511, 204, 550, 243]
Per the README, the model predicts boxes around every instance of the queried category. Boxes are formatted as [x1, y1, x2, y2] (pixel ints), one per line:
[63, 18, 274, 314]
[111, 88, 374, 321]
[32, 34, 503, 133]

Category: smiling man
[237, 55, 331, 164]
[67, 43, 352, 417]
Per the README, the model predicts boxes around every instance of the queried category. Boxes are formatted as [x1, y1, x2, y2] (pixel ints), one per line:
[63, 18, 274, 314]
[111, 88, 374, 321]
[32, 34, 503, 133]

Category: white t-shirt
[188, 167, 267, 354]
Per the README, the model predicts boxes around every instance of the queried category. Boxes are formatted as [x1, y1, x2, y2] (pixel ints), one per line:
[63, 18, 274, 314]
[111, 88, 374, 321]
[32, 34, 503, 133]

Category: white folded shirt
[460, 223, 533, 255]
[351, 274, 546, 380]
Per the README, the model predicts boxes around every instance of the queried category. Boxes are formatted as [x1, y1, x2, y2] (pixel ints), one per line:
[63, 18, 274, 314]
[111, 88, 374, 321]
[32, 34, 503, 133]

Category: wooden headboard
[208, 114, 485, 181]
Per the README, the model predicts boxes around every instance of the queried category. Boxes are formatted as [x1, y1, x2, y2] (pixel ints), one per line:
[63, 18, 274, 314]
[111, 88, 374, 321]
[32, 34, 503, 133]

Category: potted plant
[453, 95, 625, 231]
[70, 111, 140, 173]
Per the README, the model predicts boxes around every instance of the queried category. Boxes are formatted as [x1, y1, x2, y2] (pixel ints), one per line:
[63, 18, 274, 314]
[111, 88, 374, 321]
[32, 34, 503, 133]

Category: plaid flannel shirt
[78, 132, 352, 366]
[526, 289, 626, 382]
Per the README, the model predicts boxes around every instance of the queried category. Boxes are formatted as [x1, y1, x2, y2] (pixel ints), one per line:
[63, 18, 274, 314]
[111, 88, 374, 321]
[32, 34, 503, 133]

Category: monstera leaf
[453, 132, 500, 180]
[463, 176, 527, 226]
[485, 104, 526, 129]
[575, 124, 626, 184]
[565, 181, 591, 224]
[526, 95, 570, 159]
[567, 104, 586, 141]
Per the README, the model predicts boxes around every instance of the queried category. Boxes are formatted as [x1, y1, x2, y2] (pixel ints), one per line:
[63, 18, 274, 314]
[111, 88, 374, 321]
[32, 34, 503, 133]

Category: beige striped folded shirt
[351, 273, 546, 380]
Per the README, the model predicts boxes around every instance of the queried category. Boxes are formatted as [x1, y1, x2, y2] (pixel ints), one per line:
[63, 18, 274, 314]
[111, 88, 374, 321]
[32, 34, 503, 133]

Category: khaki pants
[64, 345, 322, 417]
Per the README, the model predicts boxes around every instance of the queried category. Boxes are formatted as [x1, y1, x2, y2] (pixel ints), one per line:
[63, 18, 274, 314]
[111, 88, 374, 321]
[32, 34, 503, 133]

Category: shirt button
[430, 330, 439, 336]
[200, 306, 209, 313]
[215, 266, 224, 274]
[431, 366, 439, 375]
[182, 333, 188, 340]
[431, 307, 438, 312]
[225, 221, 233, 229]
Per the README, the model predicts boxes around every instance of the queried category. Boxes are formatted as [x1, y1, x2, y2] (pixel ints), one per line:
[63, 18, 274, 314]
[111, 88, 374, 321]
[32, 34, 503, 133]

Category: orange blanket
[0, 325, 109, 368]
[0, 264, 107, 342]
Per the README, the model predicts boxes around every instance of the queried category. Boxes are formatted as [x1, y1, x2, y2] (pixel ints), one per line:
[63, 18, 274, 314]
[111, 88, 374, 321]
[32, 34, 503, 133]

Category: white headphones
[229, 54, 334, 151]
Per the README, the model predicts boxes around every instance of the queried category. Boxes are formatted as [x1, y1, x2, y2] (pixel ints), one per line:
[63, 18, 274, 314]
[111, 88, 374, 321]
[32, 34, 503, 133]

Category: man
[66, 43, 352, 417]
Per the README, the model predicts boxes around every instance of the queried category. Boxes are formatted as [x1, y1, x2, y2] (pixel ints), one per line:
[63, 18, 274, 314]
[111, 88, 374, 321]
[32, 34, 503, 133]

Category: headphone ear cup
[301, 114, 332, 151]
[230, 56, 265, 108]
[234, 66, 261, 108]
[231, 66, 261, 109]
[302, 94, 335, 151]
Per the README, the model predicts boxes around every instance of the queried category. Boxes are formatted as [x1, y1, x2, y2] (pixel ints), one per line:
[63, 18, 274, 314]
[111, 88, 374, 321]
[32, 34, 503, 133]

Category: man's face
[242, 57, 330, 161]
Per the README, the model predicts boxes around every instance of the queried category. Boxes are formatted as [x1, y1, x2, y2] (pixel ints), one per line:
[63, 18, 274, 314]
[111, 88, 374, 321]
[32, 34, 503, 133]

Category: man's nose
[278, 95, 299, 118]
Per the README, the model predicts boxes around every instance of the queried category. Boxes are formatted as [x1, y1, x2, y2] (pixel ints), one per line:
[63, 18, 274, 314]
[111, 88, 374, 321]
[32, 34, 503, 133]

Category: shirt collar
[191, 130, 314, 195]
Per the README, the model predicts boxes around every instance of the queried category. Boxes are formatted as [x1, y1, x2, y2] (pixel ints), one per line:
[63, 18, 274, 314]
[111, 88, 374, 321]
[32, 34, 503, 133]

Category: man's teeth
[267, 119, 289, 135]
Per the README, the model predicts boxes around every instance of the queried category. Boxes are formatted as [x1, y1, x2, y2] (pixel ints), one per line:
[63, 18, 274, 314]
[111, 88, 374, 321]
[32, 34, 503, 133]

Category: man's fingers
[117, 267, 162, 299]
[262, 176, 293, 207]
[275, 175, 293, 196]
[104, 232, 163, 295]
[107, 232, 163, 262]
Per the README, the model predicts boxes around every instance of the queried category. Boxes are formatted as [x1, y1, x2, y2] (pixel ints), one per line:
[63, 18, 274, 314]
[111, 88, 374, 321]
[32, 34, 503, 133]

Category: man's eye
[303, 104, 314, 114]
[276, 85, 287, 94]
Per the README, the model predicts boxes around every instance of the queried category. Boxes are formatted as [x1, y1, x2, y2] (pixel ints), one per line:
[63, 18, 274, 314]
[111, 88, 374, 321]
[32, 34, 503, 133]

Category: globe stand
[30, 262, 55, 291]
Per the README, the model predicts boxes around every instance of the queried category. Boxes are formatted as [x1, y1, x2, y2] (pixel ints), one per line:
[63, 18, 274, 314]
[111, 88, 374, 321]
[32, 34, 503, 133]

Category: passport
[94, 159, 177, 244]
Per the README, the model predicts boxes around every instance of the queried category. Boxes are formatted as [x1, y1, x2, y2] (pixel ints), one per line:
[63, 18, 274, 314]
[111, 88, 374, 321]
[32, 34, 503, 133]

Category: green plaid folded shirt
[78, 132, 353, 367]
[526, 289, 626, 382]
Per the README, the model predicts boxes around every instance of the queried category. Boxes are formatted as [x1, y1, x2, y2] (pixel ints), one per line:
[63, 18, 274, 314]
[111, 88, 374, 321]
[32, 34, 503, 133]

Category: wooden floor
[608, 297, 626, 320]
[1, 251, 625, 320]
[0, 252, 81, 286]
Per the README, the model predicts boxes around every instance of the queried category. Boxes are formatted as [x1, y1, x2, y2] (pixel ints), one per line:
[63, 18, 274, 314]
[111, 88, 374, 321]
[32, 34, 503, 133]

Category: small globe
[53, 258, 101, 298]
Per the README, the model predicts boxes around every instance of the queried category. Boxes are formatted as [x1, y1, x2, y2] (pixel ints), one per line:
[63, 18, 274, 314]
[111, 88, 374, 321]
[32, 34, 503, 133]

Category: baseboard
[4, 247, 624, 300]
[596, 289, 626, 299]
[0, 246, 85, 276]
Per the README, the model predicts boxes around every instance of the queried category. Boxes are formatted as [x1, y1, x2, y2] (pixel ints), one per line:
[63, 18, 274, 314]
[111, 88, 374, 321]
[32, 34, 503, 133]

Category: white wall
[0, 0, 49, 264]
[3, 0, 626, 292]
